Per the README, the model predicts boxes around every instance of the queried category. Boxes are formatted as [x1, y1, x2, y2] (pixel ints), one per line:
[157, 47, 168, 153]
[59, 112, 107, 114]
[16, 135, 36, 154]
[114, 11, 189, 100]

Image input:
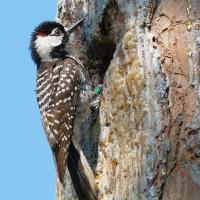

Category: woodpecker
[30, 19, 97, 200]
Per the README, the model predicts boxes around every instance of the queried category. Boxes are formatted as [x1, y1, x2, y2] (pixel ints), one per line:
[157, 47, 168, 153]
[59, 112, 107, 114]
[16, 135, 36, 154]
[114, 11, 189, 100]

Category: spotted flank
[36, 58, 80, 183]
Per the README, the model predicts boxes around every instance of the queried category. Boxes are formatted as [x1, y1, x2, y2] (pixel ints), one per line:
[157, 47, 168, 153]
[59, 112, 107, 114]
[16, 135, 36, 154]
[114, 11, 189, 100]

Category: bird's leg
[78, 81, 103, 109]
[90, 84, 103, 110]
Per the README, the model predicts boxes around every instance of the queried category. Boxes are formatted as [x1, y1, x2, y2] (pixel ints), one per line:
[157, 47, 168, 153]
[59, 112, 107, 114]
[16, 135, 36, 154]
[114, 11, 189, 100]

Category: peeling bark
[56, 0, 200, 199]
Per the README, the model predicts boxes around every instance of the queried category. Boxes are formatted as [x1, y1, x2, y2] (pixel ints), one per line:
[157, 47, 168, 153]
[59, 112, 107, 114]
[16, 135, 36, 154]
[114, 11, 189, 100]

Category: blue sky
[0, 1, 57, 199]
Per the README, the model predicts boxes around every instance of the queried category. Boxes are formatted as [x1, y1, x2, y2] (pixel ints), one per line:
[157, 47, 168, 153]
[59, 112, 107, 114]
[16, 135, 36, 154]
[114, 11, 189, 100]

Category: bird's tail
[67, 142, 97, 200]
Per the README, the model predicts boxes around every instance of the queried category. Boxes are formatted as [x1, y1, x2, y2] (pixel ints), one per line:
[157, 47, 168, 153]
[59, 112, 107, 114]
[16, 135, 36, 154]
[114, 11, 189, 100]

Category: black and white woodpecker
[30, 19, 97, 200]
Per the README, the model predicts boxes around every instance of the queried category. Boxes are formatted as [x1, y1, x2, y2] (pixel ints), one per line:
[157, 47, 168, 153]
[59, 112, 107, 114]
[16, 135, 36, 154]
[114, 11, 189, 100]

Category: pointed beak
[64, 18, 85, 34]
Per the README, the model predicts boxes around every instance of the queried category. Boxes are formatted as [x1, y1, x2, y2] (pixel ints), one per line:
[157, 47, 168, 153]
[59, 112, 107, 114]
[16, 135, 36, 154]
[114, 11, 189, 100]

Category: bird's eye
[51, 29, 62, 36]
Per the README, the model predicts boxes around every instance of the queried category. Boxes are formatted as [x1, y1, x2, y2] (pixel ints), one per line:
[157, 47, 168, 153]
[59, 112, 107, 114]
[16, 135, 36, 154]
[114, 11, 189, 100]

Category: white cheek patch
[35, 35, 63, 61]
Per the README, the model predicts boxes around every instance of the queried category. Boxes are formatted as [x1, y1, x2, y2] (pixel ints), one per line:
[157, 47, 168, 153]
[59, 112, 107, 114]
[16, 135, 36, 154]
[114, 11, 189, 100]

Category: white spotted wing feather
[36, 58, 80, 183]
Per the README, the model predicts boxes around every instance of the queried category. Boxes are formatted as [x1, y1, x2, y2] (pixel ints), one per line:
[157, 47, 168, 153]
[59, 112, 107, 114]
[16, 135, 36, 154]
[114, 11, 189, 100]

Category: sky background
[0, 1, 57, 199]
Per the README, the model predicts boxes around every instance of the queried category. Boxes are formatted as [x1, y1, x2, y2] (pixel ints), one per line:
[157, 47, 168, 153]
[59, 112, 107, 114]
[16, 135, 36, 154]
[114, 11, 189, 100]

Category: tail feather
[67, 142, 97, 200]
[52, 143, 68, 184]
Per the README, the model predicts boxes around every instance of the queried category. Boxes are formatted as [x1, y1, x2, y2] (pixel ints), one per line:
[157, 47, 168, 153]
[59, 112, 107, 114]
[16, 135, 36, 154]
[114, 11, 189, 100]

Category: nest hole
[85, 0, 125, 86]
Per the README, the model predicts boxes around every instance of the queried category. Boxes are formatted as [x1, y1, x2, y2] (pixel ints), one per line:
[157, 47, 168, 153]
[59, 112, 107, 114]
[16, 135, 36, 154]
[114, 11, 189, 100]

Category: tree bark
[56, 0, 200, 199]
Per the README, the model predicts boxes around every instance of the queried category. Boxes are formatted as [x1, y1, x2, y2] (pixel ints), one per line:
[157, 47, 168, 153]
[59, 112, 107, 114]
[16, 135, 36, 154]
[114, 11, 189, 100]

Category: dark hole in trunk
[83, 0, 125, 86]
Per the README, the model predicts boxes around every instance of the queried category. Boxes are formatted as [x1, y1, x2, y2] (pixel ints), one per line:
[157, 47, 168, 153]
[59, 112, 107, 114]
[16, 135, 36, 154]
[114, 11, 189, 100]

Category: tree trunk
[56, 0, 200, 199]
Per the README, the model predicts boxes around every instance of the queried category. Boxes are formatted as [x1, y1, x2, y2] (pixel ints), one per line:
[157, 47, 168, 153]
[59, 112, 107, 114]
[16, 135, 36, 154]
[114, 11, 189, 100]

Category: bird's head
[30, 19, 84, 65]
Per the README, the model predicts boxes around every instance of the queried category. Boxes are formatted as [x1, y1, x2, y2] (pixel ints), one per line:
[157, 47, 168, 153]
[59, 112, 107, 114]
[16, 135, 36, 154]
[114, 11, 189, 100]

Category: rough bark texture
[56, 0, 200, 199]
